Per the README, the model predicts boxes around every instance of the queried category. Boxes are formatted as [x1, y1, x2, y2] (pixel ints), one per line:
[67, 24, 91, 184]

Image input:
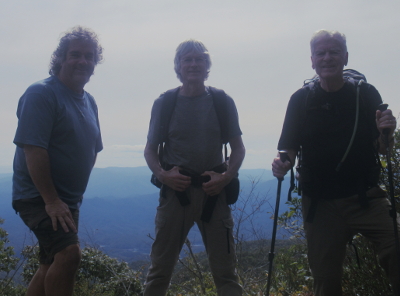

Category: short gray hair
[174, 39, 212, 82]
[310, 29, 347, 55]
[49, 26, 104, 76]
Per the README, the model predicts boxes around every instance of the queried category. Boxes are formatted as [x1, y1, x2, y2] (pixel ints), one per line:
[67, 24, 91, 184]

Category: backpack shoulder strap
[299, 80, 317, 127]
[208, 86, 229, 145]
[158, 87, 180, 144]
[343, 69, 367, 82]
[291, 80, 317, 200]
[156, 87, 180, 167]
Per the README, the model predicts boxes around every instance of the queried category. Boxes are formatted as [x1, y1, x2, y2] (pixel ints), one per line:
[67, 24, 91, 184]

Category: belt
[164, 163, 225, 187]
[162, 163, 227, 222]
[179, 170, 210, 187]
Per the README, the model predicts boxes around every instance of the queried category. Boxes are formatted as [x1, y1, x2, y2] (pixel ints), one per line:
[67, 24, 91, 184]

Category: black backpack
[293, 69, 382, 222]
[289, 71, 368, 196]
[150, 86, 240, 205]
[302, 69, 369, 171]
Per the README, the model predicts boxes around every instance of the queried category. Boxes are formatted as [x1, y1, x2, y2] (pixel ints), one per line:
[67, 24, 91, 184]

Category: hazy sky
[1, 0, 399, 173]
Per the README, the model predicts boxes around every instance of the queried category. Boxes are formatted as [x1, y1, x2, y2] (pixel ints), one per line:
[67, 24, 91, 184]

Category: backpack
[150, 86, 240, 205]
[157, 86, 231, 145]
[301, 69, 369, 172]
[290, 69, 381, 221]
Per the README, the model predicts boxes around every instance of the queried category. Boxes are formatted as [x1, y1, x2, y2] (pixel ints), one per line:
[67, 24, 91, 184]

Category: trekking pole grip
[377, 103, 390, 136]
[279, 150, 290, 163]
[377, 103, 388, 112]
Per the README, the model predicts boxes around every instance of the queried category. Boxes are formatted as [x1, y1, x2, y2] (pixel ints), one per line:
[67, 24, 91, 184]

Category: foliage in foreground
[2, 130, 400, 295]
[21, 245, 143, 296]
[0, 218, 25, 296]
[1, 232, 144, 296]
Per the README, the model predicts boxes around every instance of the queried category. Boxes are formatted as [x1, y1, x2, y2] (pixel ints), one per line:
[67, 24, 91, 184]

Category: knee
[209, 261, 238, 282]
[209, 266, 241, 295]
[55, 244, 81, 270]
[147, 260, 176, 277]
[377, 241, 399, 280]
[37, 263, 51, 277]
[308, 253, 344, 280]
[313, 276, 343, 296]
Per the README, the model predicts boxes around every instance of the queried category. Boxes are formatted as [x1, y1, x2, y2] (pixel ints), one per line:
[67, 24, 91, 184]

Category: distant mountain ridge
[84, 167, 276, 200]
[85, 166, 158, 199]
[0, 166, 293, 262]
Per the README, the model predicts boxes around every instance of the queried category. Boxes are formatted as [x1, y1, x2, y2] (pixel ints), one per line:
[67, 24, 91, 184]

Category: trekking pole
[378, 103, 400, 282]
[266, 151, 290, 296]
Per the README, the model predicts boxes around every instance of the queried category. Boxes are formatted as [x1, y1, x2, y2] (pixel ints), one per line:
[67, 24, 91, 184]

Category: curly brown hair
[49, 26, 104, 75]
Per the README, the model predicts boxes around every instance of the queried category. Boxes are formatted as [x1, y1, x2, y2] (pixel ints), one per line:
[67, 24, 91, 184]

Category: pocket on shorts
[34, 216, 53, 231]
[16, 199, 50, 230]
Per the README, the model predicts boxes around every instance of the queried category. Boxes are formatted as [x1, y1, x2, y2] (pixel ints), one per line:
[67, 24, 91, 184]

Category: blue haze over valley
[0, 167, 291, 262]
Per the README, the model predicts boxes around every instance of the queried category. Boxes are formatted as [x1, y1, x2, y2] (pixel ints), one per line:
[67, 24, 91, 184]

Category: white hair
[174, 39, 212, 82]
[310, 29, 347, 54]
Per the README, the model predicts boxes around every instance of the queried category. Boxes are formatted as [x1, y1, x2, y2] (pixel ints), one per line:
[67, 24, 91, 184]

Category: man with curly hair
[12, 26, 103, 296]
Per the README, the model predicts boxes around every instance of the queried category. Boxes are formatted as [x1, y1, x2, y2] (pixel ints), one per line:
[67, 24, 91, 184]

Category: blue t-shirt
[12, 76, 103, 208]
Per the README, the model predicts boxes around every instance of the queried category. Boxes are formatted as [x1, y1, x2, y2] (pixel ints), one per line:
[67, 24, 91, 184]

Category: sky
[0, 0, 399, 173]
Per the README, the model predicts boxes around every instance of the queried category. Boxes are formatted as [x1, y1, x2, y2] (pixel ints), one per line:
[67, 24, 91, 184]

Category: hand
[376, 109, 396, 136]
[45, 199, 77, 233]
[160, 166, 191, 192]
[201, 171, 230, 196]
[272, 156, 292, 179]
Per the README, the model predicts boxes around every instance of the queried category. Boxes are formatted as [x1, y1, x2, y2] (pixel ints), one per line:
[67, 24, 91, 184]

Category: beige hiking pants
[144, 186, 242, 296]
[302, 194, 400, 296]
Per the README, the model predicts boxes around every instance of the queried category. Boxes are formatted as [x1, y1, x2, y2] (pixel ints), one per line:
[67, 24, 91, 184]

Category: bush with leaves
[0, 218, 26, 296]
[342, 235, 391, 295]
[168, 238, 217, 296]
[270, 243, 313, 295]
[21, 245, 143, 296]
[232, 176, 271, 294]
[380, 128, 400, 212]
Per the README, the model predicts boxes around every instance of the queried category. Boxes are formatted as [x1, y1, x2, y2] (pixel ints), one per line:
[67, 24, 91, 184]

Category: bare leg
[44, 244, 81, 296]
[26, 264, 50, 296]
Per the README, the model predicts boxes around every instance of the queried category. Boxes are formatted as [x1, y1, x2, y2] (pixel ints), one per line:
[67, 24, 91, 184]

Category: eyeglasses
[181, 58, 206, 65]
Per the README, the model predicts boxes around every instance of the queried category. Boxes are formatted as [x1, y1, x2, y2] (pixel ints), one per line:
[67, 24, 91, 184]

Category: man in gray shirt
[144, 39, 245, 296]
[12, 26, 103, 296]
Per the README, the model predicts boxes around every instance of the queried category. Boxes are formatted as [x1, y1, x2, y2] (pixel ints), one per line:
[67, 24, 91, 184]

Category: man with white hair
[143, 39, 245, 295]
[272, 30, 399, 295]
